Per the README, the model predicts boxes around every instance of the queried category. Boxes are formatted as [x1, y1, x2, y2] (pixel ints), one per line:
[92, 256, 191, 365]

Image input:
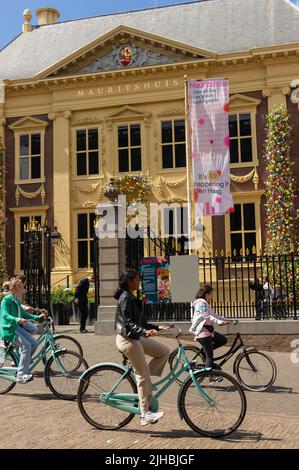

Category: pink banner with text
[188, 79, 234, 217]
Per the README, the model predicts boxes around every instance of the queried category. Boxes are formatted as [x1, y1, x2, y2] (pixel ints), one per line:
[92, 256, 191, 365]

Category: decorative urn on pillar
[104, 178, 122, 202]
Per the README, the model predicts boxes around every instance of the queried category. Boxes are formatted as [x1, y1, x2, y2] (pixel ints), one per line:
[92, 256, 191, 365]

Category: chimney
[22, 9, 33, 33]
[35, 7, 60, 25]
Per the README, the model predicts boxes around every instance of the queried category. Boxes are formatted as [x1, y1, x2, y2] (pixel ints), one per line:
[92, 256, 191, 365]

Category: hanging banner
[188, 79, 234, 216]
[140, 257, 171, 303]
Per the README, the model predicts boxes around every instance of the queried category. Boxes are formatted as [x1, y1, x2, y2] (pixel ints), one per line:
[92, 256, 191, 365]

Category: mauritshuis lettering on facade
[76, 79, 180, 98]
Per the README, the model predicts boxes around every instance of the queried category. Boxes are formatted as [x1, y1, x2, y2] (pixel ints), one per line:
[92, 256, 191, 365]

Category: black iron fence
[143, 252, 299, 321]
[95, 221, 298, 321]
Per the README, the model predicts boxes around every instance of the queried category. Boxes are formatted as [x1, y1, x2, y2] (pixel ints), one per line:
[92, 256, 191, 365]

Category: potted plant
[50, 286, 71, 325]
[87, 286, 96, 325]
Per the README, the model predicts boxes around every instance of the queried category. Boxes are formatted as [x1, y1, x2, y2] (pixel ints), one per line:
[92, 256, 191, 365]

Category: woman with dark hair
[114, 269, 170, 427]
[189, 284, 231, 372]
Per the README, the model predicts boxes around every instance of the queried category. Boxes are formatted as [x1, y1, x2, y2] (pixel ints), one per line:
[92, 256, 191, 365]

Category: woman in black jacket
[114, 269, 170, 427]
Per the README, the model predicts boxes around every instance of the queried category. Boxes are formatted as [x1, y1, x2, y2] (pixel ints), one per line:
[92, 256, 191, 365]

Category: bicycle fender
[233, 354, 243, 374]
[244, 347, 257, 353]
[233, 348, 258, 373]
[78, 362, 135, 383]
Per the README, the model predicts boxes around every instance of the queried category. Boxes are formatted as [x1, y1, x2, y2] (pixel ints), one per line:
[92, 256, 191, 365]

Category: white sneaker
[140, 411, 164, 426]
[17, 374, 33, 384]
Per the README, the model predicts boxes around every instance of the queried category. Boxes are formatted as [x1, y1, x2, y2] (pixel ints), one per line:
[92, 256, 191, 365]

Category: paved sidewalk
[1, 326, 299, 449]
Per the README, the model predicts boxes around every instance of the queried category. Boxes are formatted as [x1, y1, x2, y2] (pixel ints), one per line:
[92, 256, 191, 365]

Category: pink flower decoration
[210, 139, 214, 144]
[215, 196, 222, 204]
[224, 135, 230, 147]
[199, 118, 205, 125]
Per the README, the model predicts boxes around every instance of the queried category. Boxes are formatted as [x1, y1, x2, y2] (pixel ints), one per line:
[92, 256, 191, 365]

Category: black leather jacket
[114, 291, 159, 340]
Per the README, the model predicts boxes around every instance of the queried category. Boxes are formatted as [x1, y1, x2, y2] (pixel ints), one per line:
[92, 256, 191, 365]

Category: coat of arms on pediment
[39, 26, 215, 80]
[74, 44, 182, 74]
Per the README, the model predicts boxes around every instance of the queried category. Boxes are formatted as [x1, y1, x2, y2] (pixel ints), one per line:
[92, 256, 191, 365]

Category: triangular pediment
[9, 116, 49, 131]
[36, 25, 215, 79]
[105, 105, 151, 121]
[229, 94, 261, 109]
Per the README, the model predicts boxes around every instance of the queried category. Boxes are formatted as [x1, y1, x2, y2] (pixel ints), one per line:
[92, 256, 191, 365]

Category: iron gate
[24, 225, 51, 311]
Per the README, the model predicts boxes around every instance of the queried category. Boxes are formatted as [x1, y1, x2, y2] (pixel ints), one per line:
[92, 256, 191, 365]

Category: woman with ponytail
[114, 269, 170, 427]
[190, 284, 232, 373]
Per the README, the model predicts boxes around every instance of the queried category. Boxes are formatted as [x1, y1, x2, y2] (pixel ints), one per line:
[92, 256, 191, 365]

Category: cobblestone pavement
[1, 326, 299, 449]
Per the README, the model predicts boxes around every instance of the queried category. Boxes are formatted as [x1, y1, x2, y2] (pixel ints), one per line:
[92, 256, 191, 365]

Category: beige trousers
[116, 334, 170, 414]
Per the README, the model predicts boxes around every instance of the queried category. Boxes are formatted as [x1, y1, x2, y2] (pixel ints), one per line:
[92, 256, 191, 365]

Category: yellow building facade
[1, 2, 299, 287]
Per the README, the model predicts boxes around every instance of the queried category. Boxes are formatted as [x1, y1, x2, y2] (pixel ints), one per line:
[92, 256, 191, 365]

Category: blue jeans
[23, 321, 39, 335]
[15, 325, 38, 377]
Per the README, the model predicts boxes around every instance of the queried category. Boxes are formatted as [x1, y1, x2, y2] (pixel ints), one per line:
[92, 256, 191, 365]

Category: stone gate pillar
[95, 179, 126, 335]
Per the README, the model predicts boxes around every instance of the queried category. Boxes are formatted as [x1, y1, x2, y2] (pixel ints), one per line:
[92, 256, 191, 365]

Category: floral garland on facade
[263, 105, 299, 302]
[113, 175, 152, 204]
[264, 106, 298, 254]
[0, 136, 7, 284]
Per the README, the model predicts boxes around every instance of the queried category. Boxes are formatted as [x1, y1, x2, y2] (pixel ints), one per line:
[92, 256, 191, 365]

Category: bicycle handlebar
[160, 324, 182, 338]
[158, 320, 238, 340]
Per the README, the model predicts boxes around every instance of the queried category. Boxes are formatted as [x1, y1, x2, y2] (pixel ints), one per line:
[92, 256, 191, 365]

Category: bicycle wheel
[78, 364, 138, 430]
[42, 334, 84, 371]
[169, 345, 203, 385]
[235, 350, 277, 391]
[0, 346, 17, 395]
[44, 350, 88, 400]
[179, 370, 247, 438]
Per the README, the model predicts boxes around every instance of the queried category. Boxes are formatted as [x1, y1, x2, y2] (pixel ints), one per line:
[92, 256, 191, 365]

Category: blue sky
[1, 0, 299, 49]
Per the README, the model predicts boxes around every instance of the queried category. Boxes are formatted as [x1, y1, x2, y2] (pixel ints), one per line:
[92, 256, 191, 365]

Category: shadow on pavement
[117, 427, 279, 442]
[9, 392, 65, 401]
[246, 385, 297, 394]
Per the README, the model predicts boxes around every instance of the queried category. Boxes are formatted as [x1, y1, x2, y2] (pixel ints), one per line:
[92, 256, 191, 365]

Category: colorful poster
[140, 258, 158, 304]
[140, 257, 171, 303]
[156, 257, 171, 303]
[188, 79, 234, 217]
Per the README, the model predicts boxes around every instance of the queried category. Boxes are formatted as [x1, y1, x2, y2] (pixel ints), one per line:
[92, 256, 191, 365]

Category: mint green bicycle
[0, 318, 88, 400]
[77, 325, 247, 438]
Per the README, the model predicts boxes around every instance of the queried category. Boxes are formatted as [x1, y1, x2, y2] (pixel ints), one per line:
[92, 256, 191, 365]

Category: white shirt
[189, 298, 226, 339]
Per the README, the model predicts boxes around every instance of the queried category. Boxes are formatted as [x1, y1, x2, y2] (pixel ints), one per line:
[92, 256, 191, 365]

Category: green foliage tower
[263, 105, 298, 307]
[264, 105, 298, 254]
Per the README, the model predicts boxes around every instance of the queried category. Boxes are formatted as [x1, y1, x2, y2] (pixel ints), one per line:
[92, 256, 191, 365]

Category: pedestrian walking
[249, 278, 265, 320]
[74, 275, 94, 333]
[263, 277, 274, 319]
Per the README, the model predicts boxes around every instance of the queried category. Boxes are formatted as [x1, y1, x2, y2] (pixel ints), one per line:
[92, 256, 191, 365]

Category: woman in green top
[0, 277, 47, 384]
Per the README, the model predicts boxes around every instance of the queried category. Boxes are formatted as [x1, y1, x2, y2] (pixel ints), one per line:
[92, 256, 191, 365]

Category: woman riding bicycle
[114, 269, 170, 426]
[190, 284, 231, 371]
[0, 277, 47, 384]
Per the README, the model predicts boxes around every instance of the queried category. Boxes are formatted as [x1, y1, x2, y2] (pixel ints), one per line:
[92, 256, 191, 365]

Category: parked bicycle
[168, 321, 277, 392]
[77, 325, 247, 438]
[0, 318, 88, 400]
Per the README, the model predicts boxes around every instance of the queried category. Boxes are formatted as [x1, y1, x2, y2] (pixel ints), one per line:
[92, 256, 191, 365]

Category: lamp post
[47, 226, 62, 302]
